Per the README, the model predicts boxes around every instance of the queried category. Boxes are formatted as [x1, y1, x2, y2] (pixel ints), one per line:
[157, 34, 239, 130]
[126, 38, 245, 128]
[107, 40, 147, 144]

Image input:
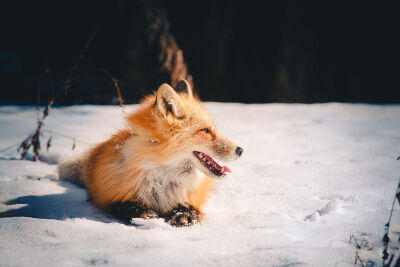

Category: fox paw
[140, 209, 159, 220]
[109, 201, 159, 223]
[166, 205, 200, 227]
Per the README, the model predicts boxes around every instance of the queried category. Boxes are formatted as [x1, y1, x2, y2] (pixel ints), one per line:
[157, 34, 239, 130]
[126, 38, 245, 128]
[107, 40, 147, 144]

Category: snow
[0, 103, 400, 266]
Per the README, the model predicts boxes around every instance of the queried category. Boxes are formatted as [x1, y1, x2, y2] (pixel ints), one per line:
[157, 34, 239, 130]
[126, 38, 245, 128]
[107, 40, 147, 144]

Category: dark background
[0, 0, 398, 105]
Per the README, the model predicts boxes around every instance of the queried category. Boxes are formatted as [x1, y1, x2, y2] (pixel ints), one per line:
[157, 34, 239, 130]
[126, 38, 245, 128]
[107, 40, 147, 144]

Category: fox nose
[235, 147, 243, 157]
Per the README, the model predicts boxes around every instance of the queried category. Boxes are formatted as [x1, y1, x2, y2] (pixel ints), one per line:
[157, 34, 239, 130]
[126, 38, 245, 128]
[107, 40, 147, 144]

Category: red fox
[58, 80, 243, 226]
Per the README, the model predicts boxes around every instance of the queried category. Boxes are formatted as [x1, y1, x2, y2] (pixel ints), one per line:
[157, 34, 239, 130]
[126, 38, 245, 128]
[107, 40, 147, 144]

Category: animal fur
[58, 80, 242, 226]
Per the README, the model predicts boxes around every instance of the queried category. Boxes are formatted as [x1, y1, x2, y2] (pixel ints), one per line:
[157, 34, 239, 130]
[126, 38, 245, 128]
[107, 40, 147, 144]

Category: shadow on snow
[0, 181, 118, 224]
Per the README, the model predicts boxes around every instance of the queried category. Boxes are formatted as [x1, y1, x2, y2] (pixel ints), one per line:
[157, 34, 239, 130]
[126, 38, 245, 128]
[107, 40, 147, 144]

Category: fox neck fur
[131, 154, 203, 214]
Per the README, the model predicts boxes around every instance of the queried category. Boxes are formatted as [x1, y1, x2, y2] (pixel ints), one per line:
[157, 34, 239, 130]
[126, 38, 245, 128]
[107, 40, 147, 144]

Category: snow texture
[0, 103, 400, 266]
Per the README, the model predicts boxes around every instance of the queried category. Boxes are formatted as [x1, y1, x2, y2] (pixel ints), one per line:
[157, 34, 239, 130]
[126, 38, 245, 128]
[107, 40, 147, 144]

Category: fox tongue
[194, 151, 231, 176]
[222, 166, 231, 173]
[215, 164, 231, 174]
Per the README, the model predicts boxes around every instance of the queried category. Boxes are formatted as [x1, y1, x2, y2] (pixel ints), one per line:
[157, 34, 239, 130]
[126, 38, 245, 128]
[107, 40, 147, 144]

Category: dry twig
[18, 29, 98, 161]
[382, 178, 400, 265]
[350, 234, 362, 249]
[354, 252, 365, 267]
[100, 68, 124, 108]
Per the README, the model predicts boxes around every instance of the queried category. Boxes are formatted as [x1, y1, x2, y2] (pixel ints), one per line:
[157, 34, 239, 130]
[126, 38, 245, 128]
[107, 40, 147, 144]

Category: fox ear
[174, 80, 193, 98]
[156, 83, 186, 120]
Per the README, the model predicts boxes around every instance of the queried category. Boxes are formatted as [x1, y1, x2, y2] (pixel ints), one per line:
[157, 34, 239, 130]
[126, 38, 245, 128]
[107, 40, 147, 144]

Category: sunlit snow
[1, 103, 399, 266]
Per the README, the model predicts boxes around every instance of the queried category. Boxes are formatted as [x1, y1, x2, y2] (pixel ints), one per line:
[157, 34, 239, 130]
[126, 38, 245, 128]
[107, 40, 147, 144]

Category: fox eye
[200, 128, 211, 134]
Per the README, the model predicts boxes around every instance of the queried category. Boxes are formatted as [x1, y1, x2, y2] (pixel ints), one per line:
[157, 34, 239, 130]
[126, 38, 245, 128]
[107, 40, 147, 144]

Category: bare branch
[100, 68, 124, 108]
[18, 28, 98, 161]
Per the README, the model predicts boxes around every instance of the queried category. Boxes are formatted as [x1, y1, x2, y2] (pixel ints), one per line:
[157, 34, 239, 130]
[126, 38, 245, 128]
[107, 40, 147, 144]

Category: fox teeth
[193, 151, 230, 177]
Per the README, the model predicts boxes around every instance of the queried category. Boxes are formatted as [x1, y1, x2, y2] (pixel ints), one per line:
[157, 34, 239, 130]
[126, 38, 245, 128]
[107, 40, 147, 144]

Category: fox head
[126, 80, 243, 179]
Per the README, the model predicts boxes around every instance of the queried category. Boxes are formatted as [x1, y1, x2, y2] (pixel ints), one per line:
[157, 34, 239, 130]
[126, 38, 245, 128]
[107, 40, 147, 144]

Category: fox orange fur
[58, 80, 243, 226]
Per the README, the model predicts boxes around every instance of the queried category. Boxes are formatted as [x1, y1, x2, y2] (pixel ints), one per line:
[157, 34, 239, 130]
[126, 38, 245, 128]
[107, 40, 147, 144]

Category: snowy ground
[0, 103, 400, 266]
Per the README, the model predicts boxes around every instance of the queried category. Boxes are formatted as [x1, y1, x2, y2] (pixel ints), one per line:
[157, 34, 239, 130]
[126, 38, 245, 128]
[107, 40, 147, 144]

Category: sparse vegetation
[10, 5, 193, 162]
[382, 171, 400, 266]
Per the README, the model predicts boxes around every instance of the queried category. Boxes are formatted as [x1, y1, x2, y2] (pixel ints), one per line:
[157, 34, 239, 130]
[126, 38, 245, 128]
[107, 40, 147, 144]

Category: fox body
[59, 80, 243, 226]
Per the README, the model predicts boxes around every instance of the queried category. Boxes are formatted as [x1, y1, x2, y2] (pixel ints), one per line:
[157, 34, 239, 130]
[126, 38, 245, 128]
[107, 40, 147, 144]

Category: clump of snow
[305, 198, 343, 222]
[131, 218, 172, 230]
[114, 144, 121, 150]
[0, 103, 400, 266]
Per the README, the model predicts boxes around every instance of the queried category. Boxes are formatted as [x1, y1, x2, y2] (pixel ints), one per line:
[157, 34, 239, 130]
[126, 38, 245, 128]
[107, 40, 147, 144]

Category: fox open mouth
[193, 151, 231, 177]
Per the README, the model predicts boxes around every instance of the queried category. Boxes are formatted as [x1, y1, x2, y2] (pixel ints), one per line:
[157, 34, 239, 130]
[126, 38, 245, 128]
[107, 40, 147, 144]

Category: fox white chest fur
[133, 158, 203, 214]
